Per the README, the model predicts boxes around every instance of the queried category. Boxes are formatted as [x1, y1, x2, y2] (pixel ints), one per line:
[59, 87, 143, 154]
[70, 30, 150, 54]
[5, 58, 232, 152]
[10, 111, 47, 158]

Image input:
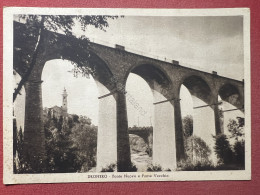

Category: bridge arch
[19, 33, 120, 171]
[178, 74, 214, 104]
[179, 74, 217, 163]
[218, 83, 244, 134]
[125, 63, 178, 170]
[128, 127, 153, 156]
[123, 62, 173, 95]
[43, 45, 116, 91]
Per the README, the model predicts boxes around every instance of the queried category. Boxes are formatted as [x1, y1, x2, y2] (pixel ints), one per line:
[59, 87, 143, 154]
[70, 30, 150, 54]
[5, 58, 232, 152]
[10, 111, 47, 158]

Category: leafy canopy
[17, 15, 118, 35]
[13, 14, 118, 102]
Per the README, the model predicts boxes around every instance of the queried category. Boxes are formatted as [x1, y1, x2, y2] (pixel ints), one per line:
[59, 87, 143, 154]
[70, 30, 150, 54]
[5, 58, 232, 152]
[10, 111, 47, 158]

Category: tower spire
[62, 87, 68, 115]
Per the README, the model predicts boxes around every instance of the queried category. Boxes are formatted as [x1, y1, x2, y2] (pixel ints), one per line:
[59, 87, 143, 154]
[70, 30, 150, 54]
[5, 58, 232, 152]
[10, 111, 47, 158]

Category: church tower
[62, 88, 68, 115]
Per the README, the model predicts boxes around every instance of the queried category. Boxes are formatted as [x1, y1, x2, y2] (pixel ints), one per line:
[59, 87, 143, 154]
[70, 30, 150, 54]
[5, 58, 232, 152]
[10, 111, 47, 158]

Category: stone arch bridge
[128, 127, 153, 157]
[13, 22, 244, 171]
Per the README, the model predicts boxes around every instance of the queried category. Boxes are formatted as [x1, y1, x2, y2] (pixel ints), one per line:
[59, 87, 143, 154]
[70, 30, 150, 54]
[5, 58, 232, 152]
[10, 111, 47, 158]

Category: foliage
[211, 117, 245, 169]
[13, 119, 33, 173]
[213, 117, 245, 168]
[14, 110, 98, 173]
[233, 140, 245, 167]
[177, 160, 214, 171]
[179, 115, 245, 170]
[100, 162, 137, 172]
[44, 117, 79, 173]
[177, 159, 244, 171]
[13, 118, 18, 173]
[13, 14, 118, 102]
[182, 115, 193, 137]
[71, 123, 97, 172]
[184, 135, 212, 165]
[213, 134, 233, 165]
[101, 163, 117, 172]
[129, 163, 138, 172]
[182, 115, 212, 167]
[147, 164, 162, 172]
[43, 112, 98, 173]
[227, 117, 245, 141]
[13, 119, 18, 170]
[227, 117, 245, 168]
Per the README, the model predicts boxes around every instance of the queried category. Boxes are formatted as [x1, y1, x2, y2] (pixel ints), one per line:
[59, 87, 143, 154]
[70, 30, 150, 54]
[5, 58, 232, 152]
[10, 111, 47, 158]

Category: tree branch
[13, 16, 45, 102]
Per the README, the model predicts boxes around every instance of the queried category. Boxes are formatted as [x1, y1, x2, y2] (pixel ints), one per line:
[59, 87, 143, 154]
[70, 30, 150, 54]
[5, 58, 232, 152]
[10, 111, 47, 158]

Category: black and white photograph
[3, 7, 250, 184]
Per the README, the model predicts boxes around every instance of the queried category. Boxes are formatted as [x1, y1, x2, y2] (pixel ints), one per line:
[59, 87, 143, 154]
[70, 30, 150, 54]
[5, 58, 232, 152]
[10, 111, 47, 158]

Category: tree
[185, 136, 211, 165]
[13, 14, 118, 102]
[17, 127, 24, 160]
[227, 117, 244, 142]
[42, 111, 99, 173]
[214, 134, 233, 165]
[70, 123, 98, 172]
[72, 114, 79, 123]
[16, 127, 25, 173]
[233, 140, 245, 167]
[182, 115, 193, 137]
[57, 115, 63, 131]
[182, 116, 212, 165]
[227, 117, 245, 168]
[13, 118, 18, 173]
[45, 117, 81, 173]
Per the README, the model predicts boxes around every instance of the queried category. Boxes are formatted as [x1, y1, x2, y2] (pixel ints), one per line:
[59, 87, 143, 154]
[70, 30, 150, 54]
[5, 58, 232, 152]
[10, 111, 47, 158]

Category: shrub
[147, 164, 162, 172]
[101, 162, 137, 172]
[233, 140, 245, 168]
[101, 163, 117, 172]
[177, 160, 214, 171]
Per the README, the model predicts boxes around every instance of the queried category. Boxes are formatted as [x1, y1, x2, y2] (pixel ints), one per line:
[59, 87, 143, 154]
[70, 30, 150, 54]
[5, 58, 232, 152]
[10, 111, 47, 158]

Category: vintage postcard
[3, 7, 251, 184]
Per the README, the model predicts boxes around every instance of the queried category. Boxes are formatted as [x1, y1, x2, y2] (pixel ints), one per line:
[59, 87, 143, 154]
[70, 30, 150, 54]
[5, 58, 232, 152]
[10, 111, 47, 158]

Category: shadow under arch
[218, 83, 244, 135]
[125, 63, 177, 170]
[180, 75, 213, 105]
[219, 83, 244, 112]
[124, 63, 173, 99]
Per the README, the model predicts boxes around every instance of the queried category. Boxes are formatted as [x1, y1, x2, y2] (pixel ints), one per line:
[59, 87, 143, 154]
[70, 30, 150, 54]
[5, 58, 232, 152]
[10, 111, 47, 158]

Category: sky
[74, 16, 244, 80]
[14, 15, 244, 128]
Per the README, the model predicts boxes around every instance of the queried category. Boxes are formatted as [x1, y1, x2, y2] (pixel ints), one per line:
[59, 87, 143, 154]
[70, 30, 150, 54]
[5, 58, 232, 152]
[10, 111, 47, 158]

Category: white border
[3, 7, 251, 184]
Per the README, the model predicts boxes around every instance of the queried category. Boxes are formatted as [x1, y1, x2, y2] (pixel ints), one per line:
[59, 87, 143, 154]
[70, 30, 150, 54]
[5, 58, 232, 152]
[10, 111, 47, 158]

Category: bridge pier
[23, 80, 46, 172]
[213, 98, 223, 135]
[173, 98, 186, 162]
[96, 82, 117, 171]
[192, 96, 217, 163]
[153, 91, 176, 170]
[116, 90, 132, 171]
[147, 132, 153, 157]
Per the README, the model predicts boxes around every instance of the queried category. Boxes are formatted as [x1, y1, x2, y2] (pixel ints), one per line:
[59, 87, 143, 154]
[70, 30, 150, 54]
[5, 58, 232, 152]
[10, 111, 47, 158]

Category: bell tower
[62, 88, 68, 114]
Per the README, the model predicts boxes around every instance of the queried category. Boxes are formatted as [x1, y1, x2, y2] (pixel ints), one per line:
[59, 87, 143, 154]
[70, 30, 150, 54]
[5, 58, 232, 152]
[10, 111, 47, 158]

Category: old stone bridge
[128, 127, 153, 157]
[13, 22, 244, 171]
